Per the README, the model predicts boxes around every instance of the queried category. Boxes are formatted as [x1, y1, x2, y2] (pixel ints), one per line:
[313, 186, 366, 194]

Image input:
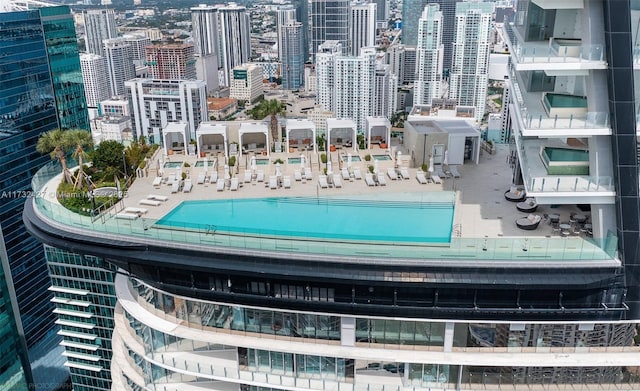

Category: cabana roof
[238, 122, 269, 157]
[196, 122, 228, 157]
[163, 122, 188, 156]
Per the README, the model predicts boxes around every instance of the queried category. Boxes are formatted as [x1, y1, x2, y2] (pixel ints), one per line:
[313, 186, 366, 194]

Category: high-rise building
[145, 43, 197, 80]
[122, 32, 151, 67]
[217, 3, 251, 87]
[293, 0, 310, 63]
[80, 53, 110, 111]
[315, 40, 342, 112]
[402, 0, 460, 75]
[83, 8, 116, 57]
[349, 3, 376, 56]
[310, 0, 349, 60]
[229, 64, 264, 103]
[125, 78, 207, 143]
[280, 21, 305, 90]
[372, 64, 398, 118]
[373, 0, 389, 29]
[191, 4, 221, 94]
[1, 4, 90, 390]
[414, 4, 443, 105]
[276, 5, 296, 60]
[449, 1, 493, 122]
[103, 37, 136, 97]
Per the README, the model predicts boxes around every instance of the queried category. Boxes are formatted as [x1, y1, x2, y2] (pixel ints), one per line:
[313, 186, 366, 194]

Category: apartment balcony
[503, 20, 606, 72]
[508, 68, 610, 138]
[512, 129, 615, 205]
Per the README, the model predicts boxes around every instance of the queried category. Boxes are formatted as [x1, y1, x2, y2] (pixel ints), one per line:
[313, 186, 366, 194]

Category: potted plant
[320, 153, 327, 164]
[364, 154, 371, 162]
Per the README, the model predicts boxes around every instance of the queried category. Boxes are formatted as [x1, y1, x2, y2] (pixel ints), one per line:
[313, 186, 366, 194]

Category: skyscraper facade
[1, 4, 89, 390]
[83, 8, 116, 57]
[145, 43, 197, 80]
[191, 4, 220, 94]
[372, 64, 398, 118]
[414, 4, 443, 105]
[122, 33, 151, 67]
[449, 1, 493, 122]
[373, 0, 389, 29]
[315, 40, 342, 112]
[293, 0, 310, 63]
[310, 0, 349, 59]
[277, 5, 296, 61]
[80, 53, 110, 109]
[103, 37, 135, 97]
[280, 21, 305, 90]
[217, 3, 251, 87]
[349, 3, 376, 56]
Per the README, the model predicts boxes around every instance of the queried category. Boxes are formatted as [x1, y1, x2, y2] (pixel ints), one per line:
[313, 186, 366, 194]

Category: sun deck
[31, 144, 617, 265]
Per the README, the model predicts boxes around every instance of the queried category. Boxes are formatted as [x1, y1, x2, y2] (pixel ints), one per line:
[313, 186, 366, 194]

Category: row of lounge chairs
[318, 174, 342, 188]
[118, 194, 169, 219]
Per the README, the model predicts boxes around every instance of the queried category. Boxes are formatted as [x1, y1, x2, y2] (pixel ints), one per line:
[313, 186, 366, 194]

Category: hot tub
[542, 93, 588, 118]
[540, 146, 589, 175]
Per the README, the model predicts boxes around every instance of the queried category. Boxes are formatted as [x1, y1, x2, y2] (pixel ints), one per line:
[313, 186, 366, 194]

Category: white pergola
[162, 122, 188, 156]
[238, 122, 269, 157]
[196, 122, 228, 157]
[326, 118, 357, 152]
[285, 119, 317, 153]
[366, 116, 391, 150]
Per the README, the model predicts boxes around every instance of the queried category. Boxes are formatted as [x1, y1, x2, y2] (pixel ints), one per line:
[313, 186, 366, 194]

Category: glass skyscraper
[0, 5, 89, 390]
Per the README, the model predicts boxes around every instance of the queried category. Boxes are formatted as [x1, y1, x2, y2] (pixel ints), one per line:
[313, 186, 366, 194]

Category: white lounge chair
[171, 180, 182, 193]
[449, 165, 461, 178]
[166, 174, 176, 184]
[435, 164, 449, 178]
[257, 170, 265, 182]
[116, 212, 138, 220]
[387, 168, 398, 180]
[431, 174, 442, 184]
[148, 194, 169, 202]
[269, 175, 278, 189]
[209, 171, 218, 183]
[139, 199, 161, 206]
[183, 179, 193, 193]
[416, 171, 428, 184]
[341, 167, 350, 180]
[400, 167, 410, 179]
[243, 170, 252, 183]
[216, 178, 225, 191]
[333, 174, 342, 188]
[230, 177, 239, 191]
[152, 176, 162, 187]
[353, 168, 362, 180]
[377, 173, 386, 186]
[304, 169, 312, 180]
[318, 175, 329, 188]
[124, 207, 147, 215]
[196, 173, 206, 184]
[294, 170, 302, 181]
[364, 173, 375, 186]
[283, 175, 291, 189]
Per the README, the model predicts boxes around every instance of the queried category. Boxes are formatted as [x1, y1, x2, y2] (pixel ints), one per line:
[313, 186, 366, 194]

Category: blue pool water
[288, 157, 301, 164]
[155, 196, 455, 243]
[373, 155, 392, 161]
[255, 158, 269, 165]
[164, 161, 183, 168]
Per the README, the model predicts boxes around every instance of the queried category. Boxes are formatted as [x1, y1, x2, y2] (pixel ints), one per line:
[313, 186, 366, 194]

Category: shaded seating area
[366, 116, 391, 150]
[196, 122, 228, 157]
[504, 186, 526, 202]
[326, 118, 357, 152]
[162, 122, 188, 156]
[286, 119, 316, 153]
[516, 214, 542, 230]
[239, 122, 269, 157]
[516, 198, 538, 213]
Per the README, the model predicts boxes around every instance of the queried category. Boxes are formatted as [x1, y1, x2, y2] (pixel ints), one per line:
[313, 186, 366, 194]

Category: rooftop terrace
[30, 144, 617, 266]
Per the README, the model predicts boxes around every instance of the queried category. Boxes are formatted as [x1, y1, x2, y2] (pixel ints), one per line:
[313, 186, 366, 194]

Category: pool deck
[122, 144, 588, 241]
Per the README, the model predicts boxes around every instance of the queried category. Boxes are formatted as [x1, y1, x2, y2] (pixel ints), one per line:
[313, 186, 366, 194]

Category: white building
[191, 4, 221, 94]
[83, 8, 116, 57]
[349, 3, 377, 56]
[90, 115, 132, 145]
[217, 3, 251, 87]
[315, 41, 342, 112]
[125, 78, 207, 144]
[307, 105, 334, 134]
[449, 1, 493, 122]
[229, 64, 263, 103]
[99, 98, 130, 117]
[414, 4, 443, 106]
[122, 33, 151, 67]
[80, 53, 110, 112]
[103, 37, 136, 97]
[372, 64, 398, 118]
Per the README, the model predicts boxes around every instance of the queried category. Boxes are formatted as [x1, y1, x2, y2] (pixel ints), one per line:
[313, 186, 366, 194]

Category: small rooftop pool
[155, 194, 455, 243]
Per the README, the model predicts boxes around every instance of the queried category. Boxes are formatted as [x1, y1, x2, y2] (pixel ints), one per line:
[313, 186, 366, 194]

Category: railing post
[574, 177, 579, 192]
[554, 114, 558, 128]
[556, 177, 561, 192]
[569, 114, 573, 128]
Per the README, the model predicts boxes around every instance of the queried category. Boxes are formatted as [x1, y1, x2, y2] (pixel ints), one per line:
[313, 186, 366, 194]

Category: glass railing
[31, 161, 618, 262]
[503, 21, 605, 64]
[512, 123, 616, 195]
[508, 67, 610, 131]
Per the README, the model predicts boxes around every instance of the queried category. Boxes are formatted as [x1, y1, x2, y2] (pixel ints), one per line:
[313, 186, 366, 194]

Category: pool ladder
[452, 224, 462, 238]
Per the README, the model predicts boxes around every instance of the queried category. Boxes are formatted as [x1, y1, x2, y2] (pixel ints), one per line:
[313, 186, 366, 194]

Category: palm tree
[36, 129, 73, 184]
[250, 98, 285, 145]
[66, 129, 93, 189]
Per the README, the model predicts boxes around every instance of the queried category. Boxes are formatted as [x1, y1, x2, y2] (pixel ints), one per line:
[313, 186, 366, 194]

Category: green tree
[93, 140, 125, 171]
[248, 98, 286, 144]
[36, 129, 73, 184]
[67, 129, 93, 189]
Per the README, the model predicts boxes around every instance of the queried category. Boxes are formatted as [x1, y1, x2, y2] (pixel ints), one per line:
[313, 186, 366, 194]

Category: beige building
[229, 64, 263, 103]
[207, 97, 238, 120]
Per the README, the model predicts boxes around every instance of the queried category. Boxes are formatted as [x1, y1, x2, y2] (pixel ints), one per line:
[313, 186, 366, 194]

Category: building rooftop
[207, 97, 237, 111]
[31, 143, 616, 267]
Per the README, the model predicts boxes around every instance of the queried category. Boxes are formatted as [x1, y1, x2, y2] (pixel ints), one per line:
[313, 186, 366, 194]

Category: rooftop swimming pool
[288, 157, 301, 164]
[164, 161, 183, 168]
[155, 194, 455, 243]
[373, 155, 392, 161]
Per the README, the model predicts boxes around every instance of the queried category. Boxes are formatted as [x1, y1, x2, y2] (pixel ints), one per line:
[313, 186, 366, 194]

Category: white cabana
[285, 119, 317, 153]
[238, 122, 269, 157]
[163, 122, 188, 156]
[196, 122, 228, 157]
[326, 118, 357, 152]
[366, 116, 391, 150]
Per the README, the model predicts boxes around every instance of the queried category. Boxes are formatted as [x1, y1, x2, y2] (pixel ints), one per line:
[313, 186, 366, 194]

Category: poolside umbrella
[275, 162, 282, 177]
[327, 160, 333, 175]
[396, 151, 402, 168]
[300, 154, 306, 169]
[203, 156, 208, 173]
[443, 150, 449, 167]
[250, 155, 257, 173]
[428, 155, 434, 175]
[347, 153, 352, 168]
[224, 164, 230, 179]
[373, 159, 378, 174]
